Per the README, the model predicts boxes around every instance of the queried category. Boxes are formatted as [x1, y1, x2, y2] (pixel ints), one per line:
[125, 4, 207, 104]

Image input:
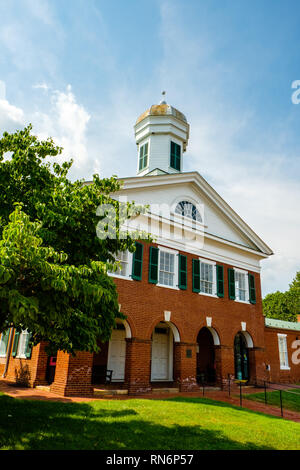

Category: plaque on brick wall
[186, 349, 192, 358]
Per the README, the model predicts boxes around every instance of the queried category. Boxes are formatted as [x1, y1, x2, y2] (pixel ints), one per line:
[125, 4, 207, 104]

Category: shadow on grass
[0, 394, 276, 450]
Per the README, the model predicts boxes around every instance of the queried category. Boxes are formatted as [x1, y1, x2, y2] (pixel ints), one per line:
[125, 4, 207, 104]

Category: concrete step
[93, 388, 128, 397]
[152, 387, 180, 394]
[35, 385, 51, 392]
[199, 386, 221, 391]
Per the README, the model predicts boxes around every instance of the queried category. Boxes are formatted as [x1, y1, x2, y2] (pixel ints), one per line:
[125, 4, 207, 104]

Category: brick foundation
[174, 342, 198, 391]
[50, 350, 94, 397]
[125, 338, 152, 395]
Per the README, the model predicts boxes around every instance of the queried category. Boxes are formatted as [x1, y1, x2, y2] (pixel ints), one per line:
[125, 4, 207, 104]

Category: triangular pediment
[117, 171, 273, 256]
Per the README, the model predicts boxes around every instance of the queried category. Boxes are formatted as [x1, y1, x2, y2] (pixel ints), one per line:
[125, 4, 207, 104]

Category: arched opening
[234, 332, 251, 381]
[92, 320, 131, 384]
[151, 322, 175, 382]
[196, 327, 217, 384]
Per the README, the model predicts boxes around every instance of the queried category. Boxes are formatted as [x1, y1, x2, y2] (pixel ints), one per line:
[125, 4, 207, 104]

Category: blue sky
[0, 0, 299, 296]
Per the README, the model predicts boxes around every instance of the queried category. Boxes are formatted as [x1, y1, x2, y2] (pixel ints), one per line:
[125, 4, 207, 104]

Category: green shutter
[192, 259, 200, 293]
[25, 333, 32, 359]
[132, 242, 143, 281]
[248, 273, 256, 304]
[139, 143, 149, 171]
[228, 268, 235, 300]
[11, 331, 20, 357]
[170, 142, 181, 171]
[178, 254, 187, 290]
[216, 265, 224, 298]
[149, 246, 159, 284]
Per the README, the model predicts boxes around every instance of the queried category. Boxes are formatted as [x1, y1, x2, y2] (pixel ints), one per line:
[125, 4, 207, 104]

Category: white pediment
[116, 171, 272, 258]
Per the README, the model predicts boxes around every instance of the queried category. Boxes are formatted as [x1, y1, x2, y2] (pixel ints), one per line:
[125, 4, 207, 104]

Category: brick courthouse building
[1, 100, 299, 396]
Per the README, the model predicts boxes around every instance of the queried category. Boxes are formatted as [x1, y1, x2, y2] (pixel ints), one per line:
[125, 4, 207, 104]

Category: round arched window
[175, 201, 202, 222]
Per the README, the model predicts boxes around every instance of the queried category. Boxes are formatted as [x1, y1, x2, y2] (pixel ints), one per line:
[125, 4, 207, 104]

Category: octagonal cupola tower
[134, 94, 190, 176]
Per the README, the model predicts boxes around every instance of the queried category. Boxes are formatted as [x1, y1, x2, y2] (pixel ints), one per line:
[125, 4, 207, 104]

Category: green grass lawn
[246, 388, 300, 413]
[0, 392, 299, 450]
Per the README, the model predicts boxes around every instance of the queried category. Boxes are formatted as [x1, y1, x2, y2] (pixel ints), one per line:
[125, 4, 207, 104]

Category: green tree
[0, 125, 147, 353]
[0, 206, 119, 354]
[263, 272, 300, 322]
[288, 271, 300, 319]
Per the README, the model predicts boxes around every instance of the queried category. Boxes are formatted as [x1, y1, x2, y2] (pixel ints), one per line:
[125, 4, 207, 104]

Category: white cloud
[0, 81, 91, 179]
[0, 81, 24, 130]
[32, 84, 91, 175]
[157, 1, 300, 296]
[33, 83, 50, 92]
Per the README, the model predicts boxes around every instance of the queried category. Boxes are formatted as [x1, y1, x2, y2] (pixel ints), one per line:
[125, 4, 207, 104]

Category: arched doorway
[196, 327, 217, 384]
[151, 322, 175, 382]
[92, 320, 131, 384]
[234, 332, 250, 380]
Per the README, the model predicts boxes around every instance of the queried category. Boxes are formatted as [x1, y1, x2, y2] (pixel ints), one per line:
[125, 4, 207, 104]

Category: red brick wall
[124, 338, 152, 394]
[1, 242, 275, 397]
[264, 327, 300, 383]
[1, 331, 47, 387]
[50, 350, 94, 397]
[115, 241, 266, 387]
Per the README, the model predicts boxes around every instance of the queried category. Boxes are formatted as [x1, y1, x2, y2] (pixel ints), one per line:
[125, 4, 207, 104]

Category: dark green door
[234, 333, 249, 380]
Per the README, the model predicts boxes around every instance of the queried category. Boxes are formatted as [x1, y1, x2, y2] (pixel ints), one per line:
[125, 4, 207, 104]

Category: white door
[107, 328, 126, 381]
[151, 328, 169, 381]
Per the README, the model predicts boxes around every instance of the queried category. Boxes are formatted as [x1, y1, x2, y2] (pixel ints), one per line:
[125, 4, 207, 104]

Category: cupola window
[175, 201, 202, 222]
[139, 142, 149, 171]
[170, 141, 181, 171]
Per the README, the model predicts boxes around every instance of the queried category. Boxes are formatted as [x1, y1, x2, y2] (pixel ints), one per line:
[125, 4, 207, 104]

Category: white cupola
[134, 95, 190, 176]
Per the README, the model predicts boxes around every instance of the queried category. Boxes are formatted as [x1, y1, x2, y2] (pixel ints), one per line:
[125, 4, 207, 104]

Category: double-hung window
[139, 143, 149, 171]
[278, 334, 290, 370]
[152, 247, 178, 289]
[159, 250, 175, 287]
[200, 262, 214, 294]
[193, 259, 217, 296]
[234, 269, 248, 302]
[108, 250, 132, 279]
[17, 330, 30, 358]
[0, 330, 9, 357]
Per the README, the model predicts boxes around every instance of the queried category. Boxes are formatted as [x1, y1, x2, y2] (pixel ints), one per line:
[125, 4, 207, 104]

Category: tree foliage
[0, 125, 148, 353]
[0, 206, 120, 354]
[263, 272, 300, 322]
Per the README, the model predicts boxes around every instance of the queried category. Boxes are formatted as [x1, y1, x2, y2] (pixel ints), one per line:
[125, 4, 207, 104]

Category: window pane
[0, 330, 9, 356]
[200, 262, 213, 294]
[109, 251, 129, 277]
[159, 251, 175, 286]
[17, 330, 29, 357]
[175, 201, 202, 222]
[278, 337, 289, 368]
[236, 272, 246, 301]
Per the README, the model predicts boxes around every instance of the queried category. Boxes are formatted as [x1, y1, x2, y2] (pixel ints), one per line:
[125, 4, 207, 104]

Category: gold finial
[160, 90, 167, 104]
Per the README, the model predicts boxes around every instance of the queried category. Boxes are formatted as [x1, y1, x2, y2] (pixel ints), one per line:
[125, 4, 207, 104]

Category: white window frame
[277, 333, 290, 370]
[108, 250, 133, 281]
[0, 330, 9, 357]
[157, 246, 179, 290]
[16, 330, 30, 359]
[234, 268, 249, 303]
[198, 258, 217, 297]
